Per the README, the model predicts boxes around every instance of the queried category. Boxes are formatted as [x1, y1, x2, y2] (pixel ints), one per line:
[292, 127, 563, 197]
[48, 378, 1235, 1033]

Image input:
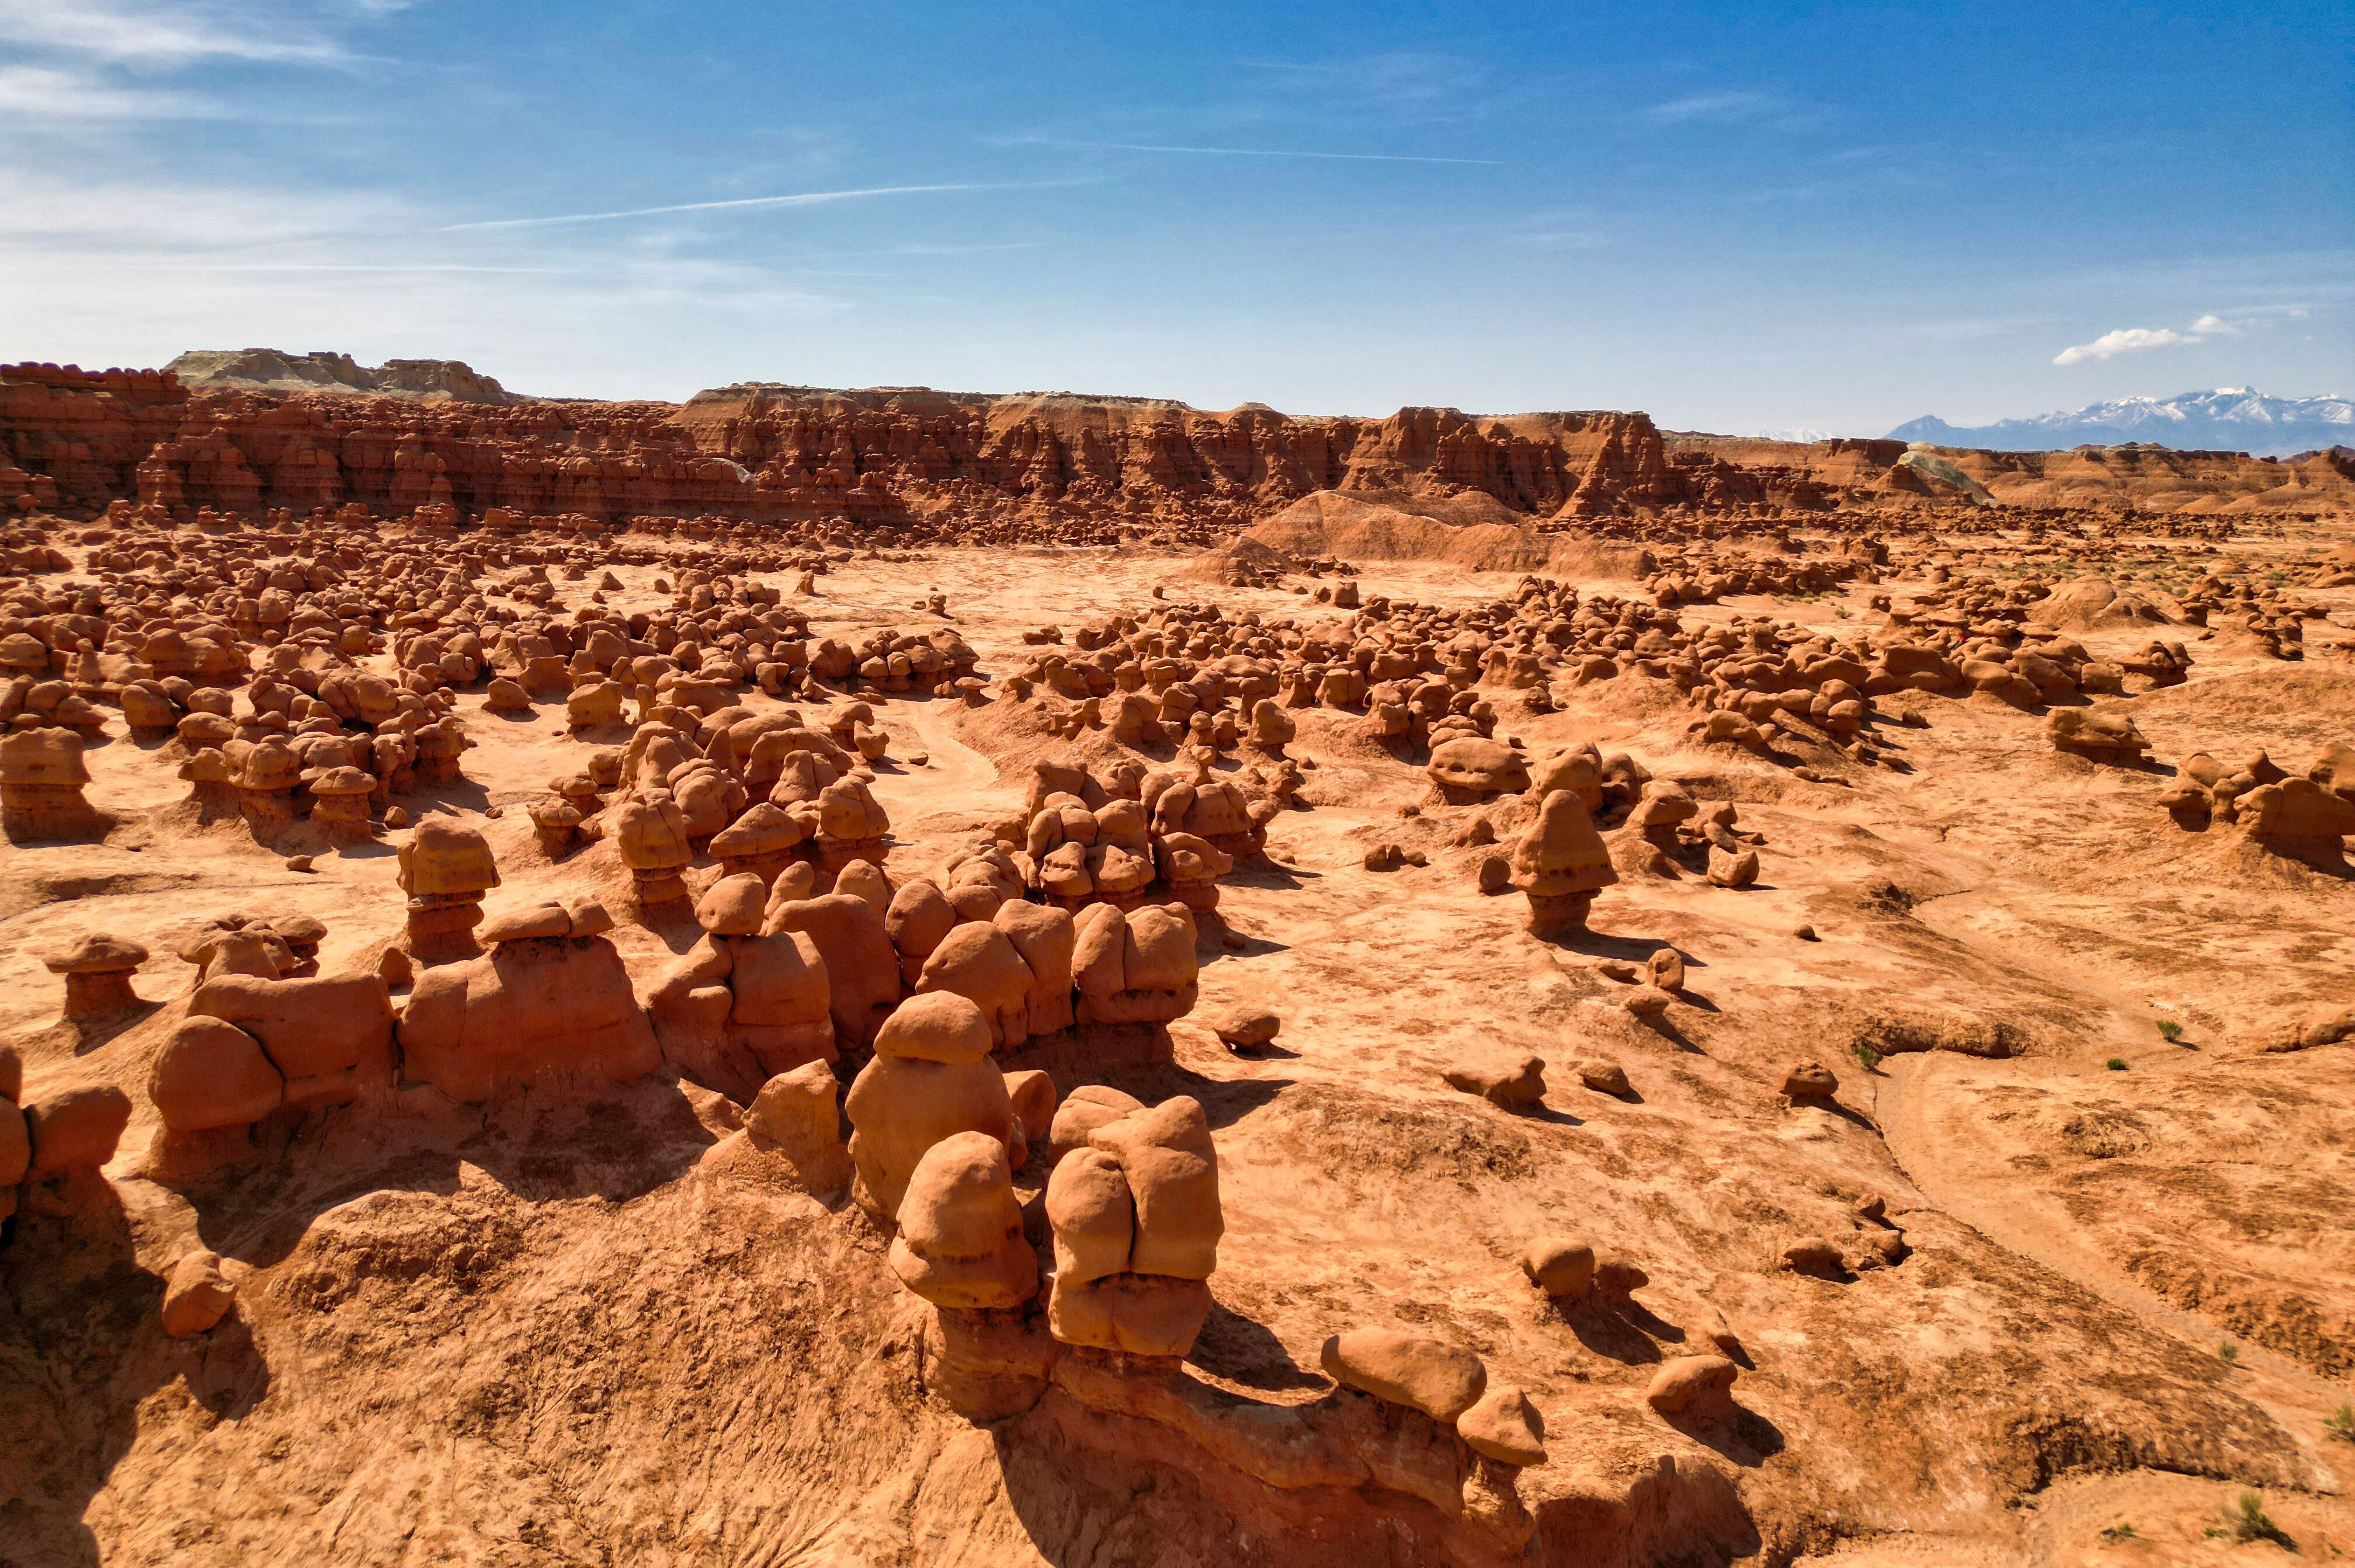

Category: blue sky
[2, 1, 2348, 433]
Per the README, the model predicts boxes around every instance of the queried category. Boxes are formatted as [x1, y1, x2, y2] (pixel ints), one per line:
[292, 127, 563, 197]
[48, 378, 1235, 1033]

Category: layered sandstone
[18, 360, 2330, 537]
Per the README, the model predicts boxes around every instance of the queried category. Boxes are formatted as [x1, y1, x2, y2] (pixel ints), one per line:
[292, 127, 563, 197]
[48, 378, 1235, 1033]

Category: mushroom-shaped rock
[2158, 774, 2214, 832]
[1319, 1330, 1488, 1422]
[1034, 840, 1093, 903]
[24, 1084, 134, 1180]
[149, 1016, 287, 1132]
[720, 927, 836, 1079]
[1086, 1095, 1221, 1279]
[1047, 1083, 1145, 1164]
[304, 765, 377, 840]
[396, 818, 501, 962]
[1458, 1385, 1548, 1468]
[885, 878, 960, 988]
[1520, 1237, 1597, 1299]
[993, 900, 1078, 1039]
[766, 892, 902, 1048]
[1627, 780, 1699, 851]
[615, 792, 693, 906]
[708, 801, 811, 885]
[1444, 1053, 1547, 1108]
[160, 1251, 237, 1338]
[1780, 1060, 1840, 1102]
[1208, 1003, 1280, 1050]
[915, 921, 1038, 1051]
[567, 680, 626, 729]
[1706, 846, 1759, 888]
[1427, 737, 1530, 804]
[2047, 706, 2152, 765]
[1088, 842, 1157, 903]
[43, 934, 149, 1023]
[1646, 1354, 1739, 1417]
[697, 871, 770, 936]
[1512, 790, 1617, 934]
[1527, 746, 1604, 810]
[178, 922, 287, 982]
[1578, 1058, 1632, 1095]
[231, 739, 303, 833]
[396, 908, 658, 1104]
[525, 795, 586, 857]
[1, 726, 101, 842]
[192, 972, 396, 1109]
[745, 1060, 851, 1193]
[814, 776, 891, 875]
[175, 747, 240, 819]
[1247, 699, 1295, 756]
[1155, 832, 1233, 913]
[484, 677, 533, 714]
[888, 1131, 1038, 1310]
[843, 992, 1022, 1223]
[651, 891, 839, 1099]
[2240, 777, 2355, 864]
[833, 857, 894, 917]
[668, 762, 745, 843]
[1071, 903, 1200, 1027]
[1047, 1147, 1135, 1282]
[1044, 1093, 1224, 1358]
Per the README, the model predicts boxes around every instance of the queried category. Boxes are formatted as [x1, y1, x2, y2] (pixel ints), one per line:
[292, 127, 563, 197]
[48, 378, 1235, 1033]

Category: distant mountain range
[1887, 388, 2351, 458]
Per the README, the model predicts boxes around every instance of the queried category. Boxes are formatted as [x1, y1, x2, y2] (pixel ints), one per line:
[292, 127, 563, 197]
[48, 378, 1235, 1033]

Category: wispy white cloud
[1642, 89, 1831, 133]
[438, 183, 1040, 232]
[1894, 312, 2057, 346]
[0, 167, 404, 248]
[1645, 91, 1781, 124]
[0, 164, 862, 389]
[190, 262, 575, 273]
[1234, 52, 1484, 110]
[0, 63, 225, 119]
[1009, 136, 1498, 166]
[1497, 206, 1610, 251]
[887, 242, 1045, 256]
[0, 0, 395, 66]
[2053, 326, 2196, 364]
[2053, 308, 2290, 365]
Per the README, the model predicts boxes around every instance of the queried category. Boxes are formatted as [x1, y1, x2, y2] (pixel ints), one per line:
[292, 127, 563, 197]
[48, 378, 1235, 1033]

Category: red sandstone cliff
[3, 361, 2345, 530]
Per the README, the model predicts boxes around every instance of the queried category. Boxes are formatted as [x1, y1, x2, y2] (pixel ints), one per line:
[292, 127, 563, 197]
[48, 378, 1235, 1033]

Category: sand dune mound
[2132, 663, 2355, 747]
[2031, 575, 2173, 629]
[1249, 492, 1652, 578]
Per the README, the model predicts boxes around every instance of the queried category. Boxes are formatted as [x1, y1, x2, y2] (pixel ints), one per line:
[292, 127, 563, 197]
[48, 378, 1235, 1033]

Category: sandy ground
[3, 531, 2352, 1566]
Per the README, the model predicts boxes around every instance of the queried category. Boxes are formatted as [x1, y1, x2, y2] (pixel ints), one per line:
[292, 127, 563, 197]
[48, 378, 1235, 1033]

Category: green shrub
[2105, 1058, 2129, 1072]
[2224, 1492, 2290, 1548]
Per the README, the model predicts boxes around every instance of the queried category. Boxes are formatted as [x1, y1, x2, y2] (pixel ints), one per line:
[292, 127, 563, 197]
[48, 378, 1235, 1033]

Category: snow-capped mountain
[1887, 389, 2352, 458]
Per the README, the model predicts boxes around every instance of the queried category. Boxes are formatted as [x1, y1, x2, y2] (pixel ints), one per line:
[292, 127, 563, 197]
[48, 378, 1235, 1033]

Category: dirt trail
[1875, 1052, 2349, 1477]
